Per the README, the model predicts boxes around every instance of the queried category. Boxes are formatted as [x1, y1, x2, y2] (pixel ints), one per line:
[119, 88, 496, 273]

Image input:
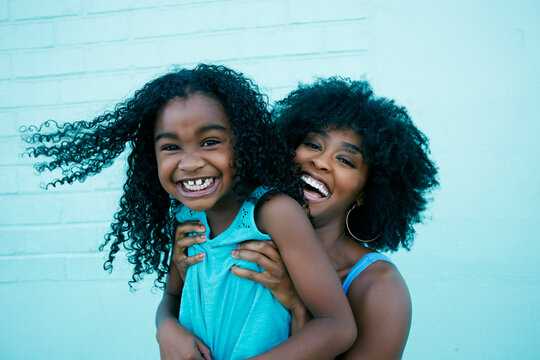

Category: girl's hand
[156, 317, 212, 360]
[172, 222, 206, 281]
[231, 240, 304, 313]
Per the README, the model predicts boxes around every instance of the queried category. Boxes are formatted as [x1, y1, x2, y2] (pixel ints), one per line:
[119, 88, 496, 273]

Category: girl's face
[154, 94, 237, 212]
[294, 127, 369, 226]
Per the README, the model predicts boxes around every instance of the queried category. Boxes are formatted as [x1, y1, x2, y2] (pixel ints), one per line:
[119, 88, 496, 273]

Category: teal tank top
[342, 252, 395, 293]
[175, 186, 290, 360]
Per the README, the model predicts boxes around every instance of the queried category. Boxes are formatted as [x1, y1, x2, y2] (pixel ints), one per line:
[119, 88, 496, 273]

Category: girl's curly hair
[21, 64, 302, 287]
[275, 77, 439, 252]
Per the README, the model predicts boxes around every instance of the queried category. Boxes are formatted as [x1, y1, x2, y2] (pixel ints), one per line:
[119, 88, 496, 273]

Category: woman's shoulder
[347, 254, 408, 300]
[346, 253, 411, 327]
[343, 253, 412, 357]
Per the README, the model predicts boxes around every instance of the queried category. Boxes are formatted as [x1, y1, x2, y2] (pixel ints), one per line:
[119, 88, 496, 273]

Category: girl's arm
[250, 194, 356, 360]
[235, 243, 412, 359]
[341, 262, 411, 359]
[231, 240, 311, 334]
[155, 244, 211, 360]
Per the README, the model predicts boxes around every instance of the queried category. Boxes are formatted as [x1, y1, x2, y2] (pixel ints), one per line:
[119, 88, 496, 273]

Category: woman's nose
[311, 152, 330, 171]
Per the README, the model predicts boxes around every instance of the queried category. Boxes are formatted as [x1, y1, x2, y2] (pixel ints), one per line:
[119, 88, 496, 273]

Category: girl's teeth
[182, 178, 214, 191]
[301, 175, 329, 197]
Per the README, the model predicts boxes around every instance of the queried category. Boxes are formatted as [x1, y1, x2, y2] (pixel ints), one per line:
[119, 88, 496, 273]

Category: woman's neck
[314, 219, 373, 279]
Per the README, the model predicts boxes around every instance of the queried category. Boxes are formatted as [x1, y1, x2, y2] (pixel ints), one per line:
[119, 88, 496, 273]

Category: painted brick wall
[0, 1, 372, 359]
[1, 0, 539, 359]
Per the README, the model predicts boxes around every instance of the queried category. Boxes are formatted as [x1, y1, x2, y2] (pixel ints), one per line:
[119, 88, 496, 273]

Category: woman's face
[294, 127, 369, 226]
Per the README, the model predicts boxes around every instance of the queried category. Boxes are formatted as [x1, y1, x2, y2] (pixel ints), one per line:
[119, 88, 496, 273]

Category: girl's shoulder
[254, 192, 306, 236]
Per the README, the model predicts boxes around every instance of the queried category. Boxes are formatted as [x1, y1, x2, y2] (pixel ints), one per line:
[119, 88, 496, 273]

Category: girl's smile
[154, 94, 238, 213]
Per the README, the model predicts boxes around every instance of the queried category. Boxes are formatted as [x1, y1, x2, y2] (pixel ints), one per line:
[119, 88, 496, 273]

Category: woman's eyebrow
[340, 142, 362, 154]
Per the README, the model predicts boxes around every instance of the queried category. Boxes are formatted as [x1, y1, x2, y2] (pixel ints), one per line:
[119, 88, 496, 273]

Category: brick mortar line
[0, 17, 368, 52]
[0, 48, 368, 84]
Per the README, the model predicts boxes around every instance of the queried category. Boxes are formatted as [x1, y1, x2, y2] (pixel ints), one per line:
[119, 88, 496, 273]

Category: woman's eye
[337, 157, 355, 168]
[202, 139, 220, 147]
[303, 141, 321, 150]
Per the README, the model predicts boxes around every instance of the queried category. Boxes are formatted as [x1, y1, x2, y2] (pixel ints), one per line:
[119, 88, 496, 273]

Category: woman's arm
[250, 194, 356, 360]
[340, 262, 411, 360]
[232, 232, 412, 360]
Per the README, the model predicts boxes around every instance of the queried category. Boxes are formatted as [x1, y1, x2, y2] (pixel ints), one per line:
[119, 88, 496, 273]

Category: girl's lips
[177, 177, 219, 198]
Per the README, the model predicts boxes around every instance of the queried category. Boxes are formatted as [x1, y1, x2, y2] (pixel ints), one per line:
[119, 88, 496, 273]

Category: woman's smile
[294, 128, 369, 223]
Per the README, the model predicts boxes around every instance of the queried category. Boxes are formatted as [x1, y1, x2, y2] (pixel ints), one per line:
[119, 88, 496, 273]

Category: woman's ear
[355, 192, 364, 206]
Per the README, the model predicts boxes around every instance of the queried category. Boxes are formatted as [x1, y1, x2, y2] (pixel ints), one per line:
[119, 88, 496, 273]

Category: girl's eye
[202, 139, 221, 147]
[161, 144, 180, 151]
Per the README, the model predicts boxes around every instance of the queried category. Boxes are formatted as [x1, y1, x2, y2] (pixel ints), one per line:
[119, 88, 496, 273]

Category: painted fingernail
[231, 250, 236, 257]
[200, 234, 206, 240]
[200, 226, 206, 232]
[199, 253, 205, 258]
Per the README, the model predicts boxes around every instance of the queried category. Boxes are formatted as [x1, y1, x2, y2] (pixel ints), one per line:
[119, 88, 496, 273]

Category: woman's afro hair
[275, 77, 439, 252]
[21, 64, 302, 287]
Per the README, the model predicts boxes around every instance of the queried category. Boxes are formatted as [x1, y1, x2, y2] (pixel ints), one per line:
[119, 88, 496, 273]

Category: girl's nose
[179, 152, 205, 172]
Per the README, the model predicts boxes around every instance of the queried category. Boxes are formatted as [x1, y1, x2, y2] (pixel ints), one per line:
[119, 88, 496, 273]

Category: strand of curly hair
[21, 64, 303, 287]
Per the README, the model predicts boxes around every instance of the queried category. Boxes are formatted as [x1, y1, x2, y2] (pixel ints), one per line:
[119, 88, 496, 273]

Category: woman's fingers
[174, 234, 206, 252]
[175, 221, 206, 240]
[237, 240, 280, 262]
[232, 248, 278, 273]
[230, 265, 273, 288]
[196, 338, 212, 360]
[172, 252, 204, 267]
[171, 222, 207, 280]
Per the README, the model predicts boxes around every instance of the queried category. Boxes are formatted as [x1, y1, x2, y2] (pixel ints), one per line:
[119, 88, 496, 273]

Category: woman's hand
[231, 240, 310, 332]
[156, 317, 212, 360]
[172, 222, 206, 281]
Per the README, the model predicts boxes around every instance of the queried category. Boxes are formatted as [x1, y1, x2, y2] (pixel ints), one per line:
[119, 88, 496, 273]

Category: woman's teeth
[182, 178, 214, 191]
[301, 175, 329, 197]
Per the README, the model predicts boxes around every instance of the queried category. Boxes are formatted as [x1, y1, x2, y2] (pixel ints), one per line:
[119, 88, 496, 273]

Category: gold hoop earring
[345, 203, 381, 243]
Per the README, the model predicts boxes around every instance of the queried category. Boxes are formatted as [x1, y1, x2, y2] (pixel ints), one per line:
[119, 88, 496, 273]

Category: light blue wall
[0, 1, 538, 359]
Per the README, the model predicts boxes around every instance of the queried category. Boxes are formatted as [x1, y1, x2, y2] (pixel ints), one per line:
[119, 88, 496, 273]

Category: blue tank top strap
[342, 253, 395, 294]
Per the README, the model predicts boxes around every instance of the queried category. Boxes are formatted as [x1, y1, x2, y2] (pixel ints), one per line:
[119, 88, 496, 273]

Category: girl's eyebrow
[154, 125, 228, 143]
[196, 124, 228, 135]
[154, 132, 176, 142]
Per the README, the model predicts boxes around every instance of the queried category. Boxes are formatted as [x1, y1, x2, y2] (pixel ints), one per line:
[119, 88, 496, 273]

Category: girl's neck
[205, 194, 243, 238]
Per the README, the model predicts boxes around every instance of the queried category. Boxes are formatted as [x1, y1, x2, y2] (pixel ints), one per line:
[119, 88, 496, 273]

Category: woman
[164, 77, 438, 359]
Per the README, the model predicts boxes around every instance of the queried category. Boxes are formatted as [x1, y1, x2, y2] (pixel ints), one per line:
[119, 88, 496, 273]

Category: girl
[22, 65, 356, 360]
[173, 77, 438, 359]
